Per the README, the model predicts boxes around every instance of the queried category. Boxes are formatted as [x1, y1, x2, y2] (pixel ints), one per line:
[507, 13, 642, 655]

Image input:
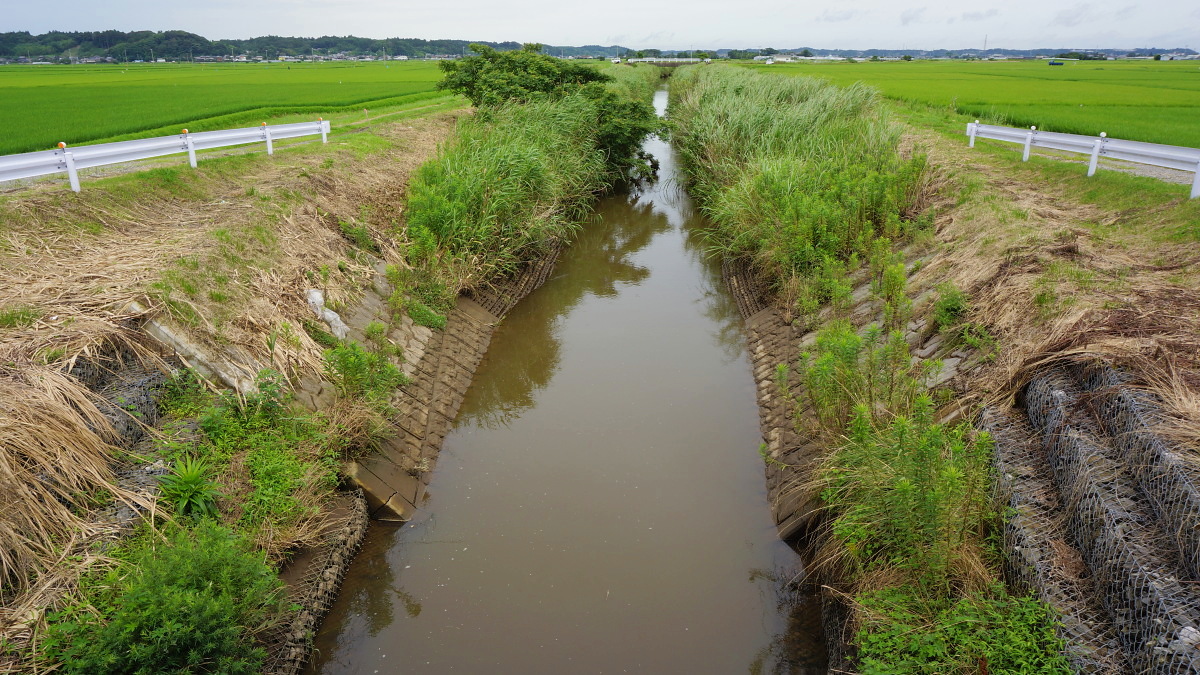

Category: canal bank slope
[1, 57, 663, 674]
[674, 63, 1200, 671]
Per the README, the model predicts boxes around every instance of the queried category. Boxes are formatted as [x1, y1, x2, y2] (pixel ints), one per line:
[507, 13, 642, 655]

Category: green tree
[435, 42, 657, 172]
[800, 48, 814, 57]
[437, 43, 610, 108]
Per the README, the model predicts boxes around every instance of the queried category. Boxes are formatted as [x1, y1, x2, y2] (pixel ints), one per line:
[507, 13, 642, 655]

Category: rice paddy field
[749, 59, 1200, 148]
[0, 61, 446, 155]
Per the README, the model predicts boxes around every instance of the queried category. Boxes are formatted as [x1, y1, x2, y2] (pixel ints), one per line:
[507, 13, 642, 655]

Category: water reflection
[459, 191, 671, 430]
[308, 87, 826, 673]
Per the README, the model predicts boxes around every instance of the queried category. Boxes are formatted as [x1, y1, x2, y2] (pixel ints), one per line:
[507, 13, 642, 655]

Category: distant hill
[0, 30, 628, 62]
[2, 31, 1192, 64]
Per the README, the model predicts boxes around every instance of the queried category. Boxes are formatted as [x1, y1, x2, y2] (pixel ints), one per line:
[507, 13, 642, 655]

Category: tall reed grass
[673, 65, 1068, 670]
[403, 64, 659, 297]
[669, 65, 929, 310]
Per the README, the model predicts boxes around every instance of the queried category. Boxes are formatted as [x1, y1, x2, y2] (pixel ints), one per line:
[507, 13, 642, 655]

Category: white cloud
[1051, 3, 1091, 28]
[816, 9, 857, 22]
[961, 9, 1000, 21]
[4, 0, 1195, 51]
[900, 7, 927, 25]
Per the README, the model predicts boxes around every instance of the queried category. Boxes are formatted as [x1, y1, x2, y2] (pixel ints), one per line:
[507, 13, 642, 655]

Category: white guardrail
[967, 121, 1200, 199]
[0, 120, 331, 192]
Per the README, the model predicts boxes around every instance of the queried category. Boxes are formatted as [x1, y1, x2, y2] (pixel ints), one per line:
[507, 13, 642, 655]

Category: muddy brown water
[308, 90, 825, 674]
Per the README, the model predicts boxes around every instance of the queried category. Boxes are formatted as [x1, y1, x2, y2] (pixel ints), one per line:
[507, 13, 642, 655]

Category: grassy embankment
[0, 102, 459, 673]
[0, 55, 660, 673]
[0, 61, 462, 155]
[745, 59, 1200, 148]
[670, 64, 1071, 671]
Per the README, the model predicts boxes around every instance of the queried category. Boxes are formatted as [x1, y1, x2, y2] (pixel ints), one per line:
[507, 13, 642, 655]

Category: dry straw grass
[903, 126, 1200, 421]
[0, 113, 459, 666]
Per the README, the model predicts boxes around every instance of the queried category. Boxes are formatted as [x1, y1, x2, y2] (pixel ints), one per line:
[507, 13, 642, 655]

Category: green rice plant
[0, 61, 447, 154]
[158, 457, 221, 518]
[755, 59, 1200, 148]
[42, 520, 286, 674]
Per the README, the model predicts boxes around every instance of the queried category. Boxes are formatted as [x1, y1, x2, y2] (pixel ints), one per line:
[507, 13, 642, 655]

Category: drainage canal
[308, 89, 825, 673]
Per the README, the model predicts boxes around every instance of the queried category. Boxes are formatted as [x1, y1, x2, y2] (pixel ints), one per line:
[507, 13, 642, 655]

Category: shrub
[43, 521, 287, 674]
[823, 398, 992, 587]
[932, 282, 969, 331]
[323, 342, 409, 401]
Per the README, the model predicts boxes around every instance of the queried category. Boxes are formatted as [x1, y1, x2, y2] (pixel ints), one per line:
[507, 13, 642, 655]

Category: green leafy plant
[338, 219, 379, 253]
[160, 368, 210, 418]
[302, 318, 340, 348]
[931, 282, 969, 331]
[405, 300, 447, 330]
[855, 586, 1071, 674]
[159, 458, 221, 518]
[323, 342, 409, 401]
[43, 521, 287, 674]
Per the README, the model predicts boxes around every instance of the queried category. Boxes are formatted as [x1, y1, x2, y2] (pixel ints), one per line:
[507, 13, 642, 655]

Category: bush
[43, 521, 287, 674]
[932, 282, 969, 331]
[323, 341, 409, 401]
[824, 398, 992, 586]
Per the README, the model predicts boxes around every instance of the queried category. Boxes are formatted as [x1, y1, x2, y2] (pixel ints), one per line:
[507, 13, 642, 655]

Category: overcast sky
[8, 0, 1198, 51]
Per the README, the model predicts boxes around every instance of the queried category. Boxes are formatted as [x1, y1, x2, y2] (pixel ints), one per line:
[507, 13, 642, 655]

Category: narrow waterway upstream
[309, 89, 824, 673]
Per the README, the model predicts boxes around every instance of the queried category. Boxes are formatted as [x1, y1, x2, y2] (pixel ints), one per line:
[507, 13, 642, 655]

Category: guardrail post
[968, 120, 979, 148]
[1191, 159, 1200, 199]
[262, 123, 274, 155]
[1022, 126, 1035, 162]
[319, 118, 328, 143]
[183, 129, 197, 168]
[1087, 132, 1106, 177]
[57, 142, 81, 192]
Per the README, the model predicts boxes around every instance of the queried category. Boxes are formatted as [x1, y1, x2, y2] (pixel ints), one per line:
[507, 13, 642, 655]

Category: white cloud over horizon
[5, 0, 1197, 51]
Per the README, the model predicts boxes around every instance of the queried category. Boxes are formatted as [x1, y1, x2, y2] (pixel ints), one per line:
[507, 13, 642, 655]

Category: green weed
[159, 458, 221, 519]
[42, 520, 286, 674]
[931, 282, 968, 331]
[405, 300, 446, 330]
[323, 342, 409, 401]
[855, 586, 1071, 674]
[0, 305, 40, 328]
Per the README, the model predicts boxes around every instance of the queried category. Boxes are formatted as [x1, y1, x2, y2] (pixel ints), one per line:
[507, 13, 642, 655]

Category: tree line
[0, 30, 627, 61]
